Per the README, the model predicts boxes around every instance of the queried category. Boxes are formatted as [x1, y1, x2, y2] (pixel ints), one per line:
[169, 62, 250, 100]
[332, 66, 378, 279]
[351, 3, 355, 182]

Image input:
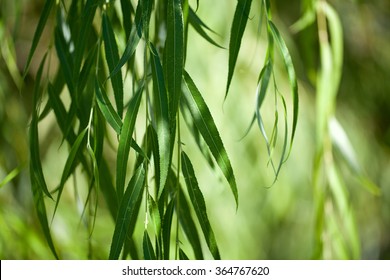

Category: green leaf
[150, 43, 170, 197]
[166, 0, 184, 131]
[226, 0, 252, 97]
[162, 197, 175, 260]
[148, 196, 162, 238]
[116, 85, 143, 200]
[141, 0, 153, 41]
[268, 21, 299, 156]
[109, 165, 145, 260]
[103, 13, 124, 117]
[52, 128, 87, 220]
[95, 80, 122, 134]
[179, 248, 189, 260]
[188, 8, 224, 49]
[178, 187, 203, 260]
[23, 0, 55, 77]
[109, 2, 142, 78]
[99, 159, 118, 220]
[0, 165, 23, 189]
[143, 230, 157, 260]
[73, 0, 98, 83]
[120, 0, 134, 40]
[183, 71, 238, 207]
[181, 151, 220, 260]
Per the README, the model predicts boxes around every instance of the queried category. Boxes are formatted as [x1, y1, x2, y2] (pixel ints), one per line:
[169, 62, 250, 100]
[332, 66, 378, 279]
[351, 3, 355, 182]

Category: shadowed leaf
[109, 165, 145, 260]
[143, 230, 157, 260]
[181, 151, 220, 260]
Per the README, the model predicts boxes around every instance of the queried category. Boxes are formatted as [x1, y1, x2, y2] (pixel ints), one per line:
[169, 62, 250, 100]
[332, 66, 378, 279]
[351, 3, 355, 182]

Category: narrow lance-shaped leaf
[183, 71, 238, 207]
[23, 0, 55, 77]
[116, 85, 143, 200]
[143, 230, 157, 260]
[120, 0, 134, 40]
[178, 187, 204, 260]
[0, 166, 23, 189]
[162, 197, 175, 260]
[268, 21, 299, 156]
[226, 0, 252, 97]
[109, 2, 143, 78]
[103, 13, 124, 117]
[109, 165, 145, 260]
[179, 249, 189, 260]
[181, 151, 221, 260]
[150, 43, 170, 197]
[188, 8, 224, 49]
[52, 128, 87, 221]
[166, 0, 184, 132]
[29, 55, 58, 259]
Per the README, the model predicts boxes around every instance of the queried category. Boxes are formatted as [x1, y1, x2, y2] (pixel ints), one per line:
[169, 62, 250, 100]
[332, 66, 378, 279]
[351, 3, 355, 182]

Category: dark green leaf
[23, 0, 55, 77]
[109, 2, 143, 78]
[73, 0, 98, 83]
[103, 13, 124, 117]
[150, 43, 170, 196]
[178, 187, 203, 260]
[55, 24, 74, 95]
[226, 0, 252, 97]
[181, 151, 220, 260]
[183, 71, 238, 207]
[179, 248, 189, 260]
[166, 0, 184, 131]
[109, 165, 145, 260]
[120, 0, 134, 40]
[95, 80, 122, 134]
[162, 197, 175, 260]
[141, 0, 153, 41]
[52, 128, 87, 220]
[116, 86, 143, 200]
[99, 159, 118, 220]
[143, 230, 156, 260]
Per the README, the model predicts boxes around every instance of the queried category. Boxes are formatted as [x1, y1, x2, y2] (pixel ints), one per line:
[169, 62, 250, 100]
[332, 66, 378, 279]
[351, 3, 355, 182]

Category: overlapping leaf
[109, 165, 145, 260]
[181, 151, 220, 260]
[182, 71, 238, 207]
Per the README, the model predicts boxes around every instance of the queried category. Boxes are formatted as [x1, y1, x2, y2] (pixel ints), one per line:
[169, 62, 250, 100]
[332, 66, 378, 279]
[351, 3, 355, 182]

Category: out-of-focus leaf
[150, 43, 170, 196]
[226, 0, 252, 97]
[109, 165, 145, 260]
[143, 230, 157, 260]
[109, 2, 142, 78]
[269, 21, 299, 156]
[183, 71, 238, 207]
[23, 0, 55, 77]
[166, 0, 184, 131]
[181, 151, 220, 259]
[103, 12, 124, 117]
[116, 86, 143, 200]
[0, 166, 23, 189]
[55, 24, 74, 95]
[99, 159, 118, 220]
[148, 196, 162, 238]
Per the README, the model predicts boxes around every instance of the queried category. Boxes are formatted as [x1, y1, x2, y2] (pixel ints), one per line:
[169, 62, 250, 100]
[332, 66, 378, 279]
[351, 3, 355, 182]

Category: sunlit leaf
[226, 0, 252, 97]
[179, 248, 189, 260]
[150, 43, 170, 197]
[162, 197, 175, 260]
[183, 71, 238, 207]
[109, 165, 145, 260]
[116, 86, 143, 200]
[0, 166, 23, 189]
[181, 151, 220, 259]
[269, 21, 299, 156]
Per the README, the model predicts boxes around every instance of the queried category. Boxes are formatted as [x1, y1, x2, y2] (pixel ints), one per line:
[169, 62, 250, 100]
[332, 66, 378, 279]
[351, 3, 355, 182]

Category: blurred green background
[0, 0, 389, 259]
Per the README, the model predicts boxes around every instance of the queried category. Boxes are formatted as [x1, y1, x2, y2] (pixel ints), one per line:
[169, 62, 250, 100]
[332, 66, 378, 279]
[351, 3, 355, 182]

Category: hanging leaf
[116, 85, 143, 200]
[109, 165, 145, 260]
[181, 151, 220, 260]
[182, 71, 238, 207]
[143, 230, 157, 260]
[23, 0, 55, 77]
[162, 197, 175, 260]
[150, 43, 170, 196]
[226, 0, 252, 97]
[102, 12, 124, 117]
